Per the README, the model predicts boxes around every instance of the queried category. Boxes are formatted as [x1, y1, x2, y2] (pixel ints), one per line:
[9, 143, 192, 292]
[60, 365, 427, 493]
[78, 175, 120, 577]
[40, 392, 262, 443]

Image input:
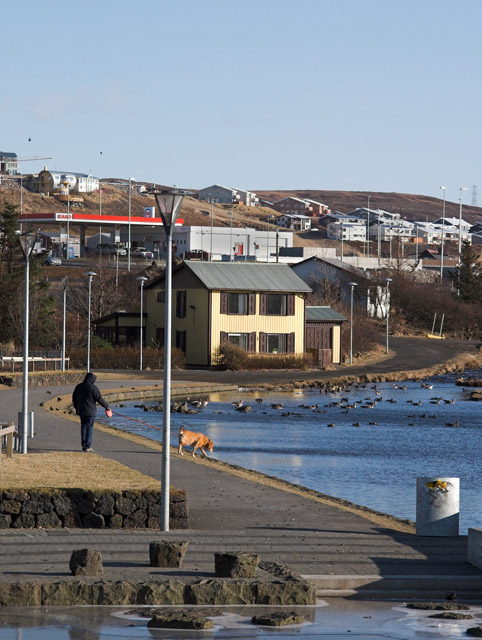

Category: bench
[0, 423, 15, 462]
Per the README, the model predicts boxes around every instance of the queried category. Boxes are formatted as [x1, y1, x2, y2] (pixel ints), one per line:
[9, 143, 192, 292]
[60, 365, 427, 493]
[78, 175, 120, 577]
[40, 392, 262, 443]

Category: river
[99, 370, 482, 534]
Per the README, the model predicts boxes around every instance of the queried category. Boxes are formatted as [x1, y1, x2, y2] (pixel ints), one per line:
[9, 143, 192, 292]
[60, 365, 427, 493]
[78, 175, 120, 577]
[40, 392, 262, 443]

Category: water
[100, 373, 482, 534]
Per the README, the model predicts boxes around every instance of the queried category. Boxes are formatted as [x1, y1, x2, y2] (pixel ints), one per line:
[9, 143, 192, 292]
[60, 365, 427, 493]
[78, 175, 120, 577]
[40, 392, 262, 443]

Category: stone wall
[0, 489, 189, 530]
[0, 372, 85, 388]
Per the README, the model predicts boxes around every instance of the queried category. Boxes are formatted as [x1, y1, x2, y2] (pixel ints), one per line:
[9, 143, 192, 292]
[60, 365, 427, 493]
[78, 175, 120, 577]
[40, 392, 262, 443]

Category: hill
[255, 189, 482, 225]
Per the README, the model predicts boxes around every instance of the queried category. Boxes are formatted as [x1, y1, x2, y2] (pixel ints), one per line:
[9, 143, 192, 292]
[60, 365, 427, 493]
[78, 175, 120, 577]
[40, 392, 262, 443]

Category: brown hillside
[255, 189, 482, 225]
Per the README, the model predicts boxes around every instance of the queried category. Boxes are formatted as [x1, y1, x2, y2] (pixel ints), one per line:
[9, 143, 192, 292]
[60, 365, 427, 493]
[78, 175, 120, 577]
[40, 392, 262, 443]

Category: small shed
[93, 311, 145, 347]
[305, 306, 346, 367]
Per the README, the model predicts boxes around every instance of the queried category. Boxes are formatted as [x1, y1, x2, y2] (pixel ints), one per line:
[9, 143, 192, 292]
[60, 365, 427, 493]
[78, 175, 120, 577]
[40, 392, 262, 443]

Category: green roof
[306, 306, 347, 322]
[145, 261, 312, 293]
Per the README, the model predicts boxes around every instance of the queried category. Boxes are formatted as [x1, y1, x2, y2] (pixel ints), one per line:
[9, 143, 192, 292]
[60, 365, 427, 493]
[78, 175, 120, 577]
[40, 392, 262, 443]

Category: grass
[0, 452, 160, 491]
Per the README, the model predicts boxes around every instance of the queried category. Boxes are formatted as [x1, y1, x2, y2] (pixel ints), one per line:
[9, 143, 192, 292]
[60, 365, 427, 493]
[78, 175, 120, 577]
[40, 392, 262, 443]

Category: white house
[275, 213, 312, 231]
[34, 168, 99, 194]
[198, 184, 258, 206]
[327, 220, 366, 242]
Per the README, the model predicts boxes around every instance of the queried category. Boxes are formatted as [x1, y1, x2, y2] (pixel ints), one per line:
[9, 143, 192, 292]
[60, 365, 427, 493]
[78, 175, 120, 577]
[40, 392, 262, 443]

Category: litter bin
[416, 477, 459, 536]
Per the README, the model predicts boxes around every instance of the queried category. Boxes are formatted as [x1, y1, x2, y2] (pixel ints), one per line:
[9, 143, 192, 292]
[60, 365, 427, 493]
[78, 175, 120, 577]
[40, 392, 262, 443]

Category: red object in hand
[105, 409, 113, 418]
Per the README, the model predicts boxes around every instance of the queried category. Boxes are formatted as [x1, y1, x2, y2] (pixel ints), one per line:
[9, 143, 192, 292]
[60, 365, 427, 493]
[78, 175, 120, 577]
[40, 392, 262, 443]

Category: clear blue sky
[2, 0, 481, 203]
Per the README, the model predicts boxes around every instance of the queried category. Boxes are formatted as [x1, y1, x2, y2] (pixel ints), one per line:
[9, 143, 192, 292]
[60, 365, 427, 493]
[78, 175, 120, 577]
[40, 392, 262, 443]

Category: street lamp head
[151, 187, 193, 230]
[136, 276, 148, 284]
[18, 231, 39, 259]
[347, 281, 357, 287]
[383, 277, 393, 284]
[85, 271, 97, 278]
[440, 186, 446, 190]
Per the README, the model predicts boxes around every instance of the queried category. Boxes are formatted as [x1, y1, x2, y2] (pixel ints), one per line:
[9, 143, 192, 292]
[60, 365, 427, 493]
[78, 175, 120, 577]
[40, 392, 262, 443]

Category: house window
[228, 293, 248, 314]
[267, 334, 287, 353]
[176, 330, 187, 352]
[157, 290, 165, 302]
[228, 333, 249, 350]
[176, 290, 186, 318]
[266, 294, 287, 315]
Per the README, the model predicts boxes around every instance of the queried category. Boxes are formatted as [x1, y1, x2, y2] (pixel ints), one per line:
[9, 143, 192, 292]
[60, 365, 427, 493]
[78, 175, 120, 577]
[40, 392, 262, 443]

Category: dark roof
[306, 306, 347, 322]
[94, 311, 145, 324]
[293, 255, 368, 279]
[146, 261, 312, 293]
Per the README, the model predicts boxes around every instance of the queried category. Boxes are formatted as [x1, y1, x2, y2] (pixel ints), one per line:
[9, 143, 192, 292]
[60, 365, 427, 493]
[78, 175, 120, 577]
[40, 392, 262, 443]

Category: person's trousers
[80, 415, 95, 450]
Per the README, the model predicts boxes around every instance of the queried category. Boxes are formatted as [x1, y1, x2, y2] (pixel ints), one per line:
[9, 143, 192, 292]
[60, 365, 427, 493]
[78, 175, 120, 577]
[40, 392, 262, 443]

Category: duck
[236, 405, 251, 413]
[445, 421, 459, 427]
[255, 398, 263, 403]
[232, 400, 244, 409]
[271, 403, 283, 410]
[327, 423, 335, 428]
[352, 422, 361, 427]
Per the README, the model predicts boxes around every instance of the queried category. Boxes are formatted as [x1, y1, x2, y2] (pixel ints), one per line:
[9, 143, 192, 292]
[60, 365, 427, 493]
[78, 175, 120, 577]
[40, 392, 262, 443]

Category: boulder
[252, 612, 305, 626]
[185, 579, 257, 605]
[256, 580, 316, 605]
[149, 541, 189, 568]
[69, 548, 103, 576]
[148, 611, 213, 630]
[214, 552, 259, 578]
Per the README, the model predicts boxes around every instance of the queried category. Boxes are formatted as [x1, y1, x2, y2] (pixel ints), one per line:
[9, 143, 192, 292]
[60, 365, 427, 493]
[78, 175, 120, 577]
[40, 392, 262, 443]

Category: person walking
[72, 372, 112, 452]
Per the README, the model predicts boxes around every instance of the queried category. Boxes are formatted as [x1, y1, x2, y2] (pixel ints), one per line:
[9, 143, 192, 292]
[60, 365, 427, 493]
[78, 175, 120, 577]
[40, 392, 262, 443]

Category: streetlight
[151, 187, 192, 531]
[226, 211, 234, 261]
[61, 276, 68, 372]
[457, 187, 468, 294]
[383, 277, 392, 354]
[85, 271, 97, 371]
[439, 186, 446, 282]
[347, 282, 357, 364]
[136, 276, 148, 370]
[128, 178, 135, 271]
[366, 195, 371, 258]
[18, 231, 39, 454]
[210, 200, 214, 261]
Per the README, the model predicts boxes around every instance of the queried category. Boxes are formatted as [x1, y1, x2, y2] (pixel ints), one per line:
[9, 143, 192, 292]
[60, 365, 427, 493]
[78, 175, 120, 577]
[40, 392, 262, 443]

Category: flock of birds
[223, 380, 463, 429]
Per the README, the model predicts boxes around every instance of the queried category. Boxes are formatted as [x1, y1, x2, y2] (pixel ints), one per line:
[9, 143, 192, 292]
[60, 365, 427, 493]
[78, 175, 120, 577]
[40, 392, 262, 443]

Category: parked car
[130, 247, 154, 259]
[44, 257, 62, 266]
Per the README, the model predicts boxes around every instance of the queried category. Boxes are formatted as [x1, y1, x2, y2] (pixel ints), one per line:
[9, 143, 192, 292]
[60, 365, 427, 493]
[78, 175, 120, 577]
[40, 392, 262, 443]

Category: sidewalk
[1, 378, 481, 599]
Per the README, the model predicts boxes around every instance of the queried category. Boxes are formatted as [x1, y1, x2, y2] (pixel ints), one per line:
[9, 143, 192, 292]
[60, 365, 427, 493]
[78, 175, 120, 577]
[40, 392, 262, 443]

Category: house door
[234, 243, 243, 256]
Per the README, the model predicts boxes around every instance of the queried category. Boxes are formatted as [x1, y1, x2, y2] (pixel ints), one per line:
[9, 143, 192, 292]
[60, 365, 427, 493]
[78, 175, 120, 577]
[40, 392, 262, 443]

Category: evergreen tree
[0, 202, 57, 348]
[453, 241, 482, 302]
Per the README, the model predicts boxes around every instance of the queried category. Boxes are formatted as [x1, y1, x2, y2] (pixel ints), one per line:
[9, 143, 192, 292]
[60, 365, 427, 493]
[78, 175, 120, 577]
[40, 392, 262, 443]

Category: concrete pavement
[1, 372, 482, 599]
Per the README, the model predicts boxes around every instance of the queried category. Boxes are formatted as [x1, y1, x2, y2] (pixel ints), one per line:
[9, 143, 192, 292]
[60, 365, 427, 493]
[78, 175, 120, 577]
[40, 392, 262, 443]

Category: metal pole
[230, 215, 233, 261]
[350, 286, 354, 364]
[66, 188, 70, 260]
[385, 280, 391, 354]
[341, 223, 344, 261]
[457, 187, 467, 295]
[378, 223, 381, 266]
[86, 274, 95, 371]
[116, 250, 119, 287]
[210, 200, 213, 261]
[128, 178, 132, 271]
[140, 282, 144, 370]
[161, 224, 173, 531]
[440, 186, 446, 281]
[21, 252, 30, 454]
[61, 278, 67, 371]
[367, 195, 370, 258]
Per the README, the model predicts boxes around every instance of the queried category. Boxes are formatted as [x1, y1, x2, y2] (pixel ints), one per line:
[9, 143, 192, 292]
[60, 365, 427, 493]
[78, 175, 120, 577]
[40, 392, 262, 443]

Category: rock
[148, 612, 213, 630]
[116, 497, 136, 516]
[52, 494, 73, 517]
[12, 513, 35, 528]
[0, 514, 12, 528]
[149, 541, 189, 568]
[77, 497, 94, 516]
[93, 581, 137, 605]
[256, 580, 316, 605]
[215, 552, 259, 578]
[82, 512, 105, 528]
[95, 493, 115, 516]
[69, 548, 103, 576]
[62, 510, 82, 528]
[0, 500, 22, 515]
[22, 494, 53, 514]
[41, 582, 93, 606]
[252, 612, 305, 626]
[467, 628, 482, 638]
[0, 582, 41, 606]
[37, 512, 62, 528]
[185, 579, 257, 605]
[429, 612, 473, 619]
[137, 581, 186, 605]
[407, 602, 470, 611]
[124, 509, 147, 529]
[107, 514, 124, 529]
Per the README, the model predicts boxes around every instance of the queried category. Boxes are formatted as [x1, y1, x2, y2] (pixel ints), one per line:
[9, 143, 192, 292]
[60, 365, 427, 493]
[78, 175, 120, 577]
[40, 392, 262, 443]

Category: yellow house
[144, 261, 312, 366]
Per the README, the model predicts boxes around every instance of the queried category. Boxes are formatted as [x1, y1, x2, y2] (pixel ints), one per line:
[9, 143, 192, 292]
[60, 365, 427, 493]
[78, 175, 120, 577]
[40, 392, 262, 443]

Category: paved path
[1, 338, 481, 597]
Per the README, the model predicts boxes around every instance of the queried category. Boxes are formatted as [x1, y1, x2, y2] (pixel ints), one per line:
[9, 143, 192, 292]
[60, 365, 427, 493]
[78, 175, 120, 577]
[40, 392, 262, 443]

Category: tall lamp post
[439, 186, 446, 282]
[152, 187, 192, 531]
[128, 178, 135, 272]
[226, 211, 234, 261]
[366, 195, 371, 257]
[457, 186, 468, 295]
[383, 277, 392, 354]
[347, 281, 357, 364]
[18, 231, 39, 454]
[210, 200, 214, 261]
[136, 276, 148, 370]
[61, 276, 68, 372]
[85, 271, 97, 371]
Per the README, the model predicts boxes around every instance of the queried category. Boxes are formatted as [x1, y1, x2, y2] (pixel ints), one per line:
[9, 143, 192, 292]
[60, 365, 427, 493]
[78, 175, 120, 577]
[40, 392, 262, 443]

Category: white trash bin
[416, 477, 459, 536]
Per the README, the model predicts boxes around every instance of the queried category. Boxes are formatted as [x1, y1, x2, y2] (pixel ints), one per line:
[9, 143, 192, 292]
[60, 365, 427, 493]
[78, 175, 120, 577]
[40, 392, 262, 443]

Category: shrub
[68, 346, 186, 371]
[214, 342, 249, 370]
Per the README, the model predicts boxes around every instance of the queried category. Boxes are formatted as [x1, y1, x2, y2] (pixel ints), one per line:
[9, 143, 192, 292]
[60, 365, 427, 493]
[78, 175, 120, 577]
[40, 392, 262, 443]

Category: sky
[2, 0, 482, 203]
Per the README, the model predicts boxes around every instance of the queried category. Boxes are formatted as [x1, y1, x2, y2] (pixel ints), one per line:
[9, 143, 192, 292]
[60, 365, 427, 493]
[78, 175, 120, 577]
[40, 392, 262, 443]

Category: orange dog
[178, 426, 214, 458]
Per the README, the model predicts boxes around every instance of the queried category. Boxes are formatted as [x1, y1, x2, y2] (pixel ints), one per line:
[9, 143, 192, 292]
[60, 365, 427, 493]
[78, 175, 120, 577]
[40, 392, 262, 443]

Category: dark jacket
[72, 373, 110, 417]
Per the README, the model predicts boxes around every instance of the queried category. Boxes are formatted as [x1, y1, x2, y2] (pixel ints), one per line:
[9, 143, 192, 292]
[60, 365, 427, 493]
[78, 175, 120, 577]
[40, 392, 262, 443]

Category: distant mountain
[255, 189, 482, 224]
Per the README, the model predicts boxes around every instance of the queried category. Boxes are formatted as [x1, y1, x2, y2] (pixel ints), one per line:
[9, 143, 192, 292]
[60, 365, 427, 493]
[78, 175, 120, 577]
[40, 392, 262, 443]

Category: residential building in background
[198, 184, 259, 206]
[26, 167, 99, 194]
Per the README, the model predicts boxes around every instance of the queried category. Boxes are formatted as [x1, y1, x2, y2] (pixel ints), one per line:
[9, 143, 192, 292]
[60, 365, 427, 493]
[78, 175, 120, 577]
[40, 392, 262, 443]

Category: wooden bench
[0, 423, 15, 462]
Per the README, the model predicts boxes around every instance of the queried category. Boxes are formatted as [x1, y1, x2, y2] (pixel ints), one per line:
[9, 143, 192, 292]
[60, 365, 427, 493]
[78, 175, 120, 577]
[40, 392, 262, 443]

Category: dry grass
[0, 452, 159, 491]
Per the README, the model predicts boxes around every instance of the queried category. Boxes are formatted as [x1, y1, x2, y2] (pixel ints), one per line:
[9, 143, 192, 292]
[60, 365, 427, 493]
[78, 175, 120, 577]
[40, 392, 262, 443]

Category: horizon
[2, 0, 482, 205]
